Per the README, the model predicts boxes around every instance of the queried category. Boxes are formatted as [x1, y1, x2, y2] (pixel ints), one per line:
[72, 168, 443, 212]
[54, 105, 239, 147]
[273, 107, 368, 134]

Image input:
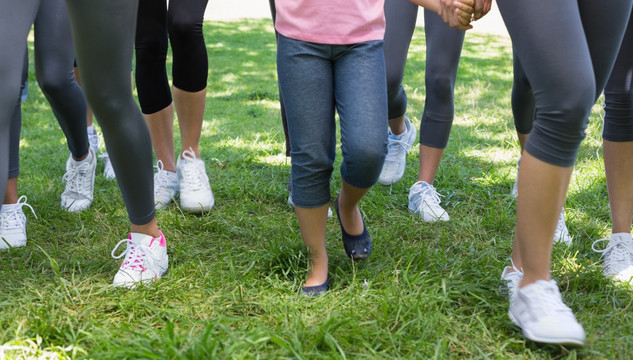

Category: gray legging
[8, 52, 28, 179]
[384, 0, 465, 149]
[603, 13, 633, 142]
[7, 0, 90, 182]
[0, 0, 155, 224]
[65, 0, 155, 225]
[498, 0, 633, 167]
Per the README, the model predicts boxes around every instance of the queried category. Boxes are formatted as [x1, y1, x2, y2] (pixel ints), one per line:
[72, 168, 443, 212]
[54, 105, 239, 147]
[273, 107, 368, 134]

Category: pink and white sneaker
[111, 231, 168, 288]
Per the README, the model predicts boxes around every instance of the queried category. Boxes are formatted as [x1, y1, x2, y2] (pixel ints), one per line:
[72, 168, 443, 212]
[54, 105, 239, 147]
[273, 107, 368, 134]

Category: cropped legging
[603, 14, 633, 142]
[135, 0, 209, 115]
[8, 52, 28, 180]
[65, 0, 155, 225]
[6, 0, 89, 180]
[498, 0, 633, 167]
[384, 0, 465, 149]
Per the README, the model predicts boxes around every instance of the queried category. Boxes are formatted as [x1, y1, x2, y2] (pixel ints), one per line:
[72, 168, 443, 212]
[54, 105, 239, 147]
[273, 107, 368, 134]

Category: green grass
[1, 19, 632, 359]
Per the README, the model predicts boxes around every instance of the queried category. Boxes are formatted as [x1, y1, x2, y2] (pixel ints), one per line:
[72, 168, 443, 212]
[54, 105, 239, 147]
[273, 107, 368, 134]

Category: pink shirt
[275, 0, 386, 45]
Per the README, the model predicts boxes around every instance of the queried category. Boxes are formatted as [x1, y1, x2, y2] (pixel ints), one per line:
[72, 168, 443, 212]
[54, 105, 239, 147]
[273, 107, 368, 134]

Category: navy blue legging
[499, 0, 633, 167]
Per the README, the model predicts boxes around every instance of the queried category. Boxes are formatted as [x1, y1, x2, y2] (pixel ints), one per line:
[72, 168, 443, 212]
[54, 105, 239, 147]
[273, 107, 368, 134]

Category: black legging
[603, 14, 633, 142]
[66, 0, 155, 225]
[135, 0, 208, 115]
[498, 0, 633, 167]
[383, 0, 465, 149]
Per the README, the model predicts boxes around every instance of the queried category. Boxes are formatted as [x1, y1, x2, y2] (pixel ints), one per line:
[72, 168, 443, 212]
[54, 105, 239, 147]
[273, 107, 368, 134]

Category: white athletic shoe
[111, 231, 168, 288]
[509, 279, 585, 346]
[177, 149, 214, 213]
[592, 233, 633, 283]
[100, 152, 116, 180]
[287, 192, 332, 218]
[154, 160, 179, 210]
[61, 148, 96, 212]
[408, 181, 449, 222]
[500, 262, 524, 299]
[87, 128, 100, 155]
[554, 208, 572, 246]
[511, 157, 520, 198]
[378, 117, 417, 186]
[0, 196, 36, 250]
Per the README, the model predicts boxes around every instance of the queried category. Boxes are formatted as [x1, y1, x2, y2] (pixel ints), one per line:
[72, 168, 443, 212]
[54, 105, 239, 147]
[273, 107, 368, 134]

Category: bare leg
[516, 132, 529, 152]
[418, 145, 445, 184]
[173, 85, 205, 158]
[337, 180, 370, 236]
[130, 218, 160, 238]
[513, 152, 572, 286]
[295, 204, 329, 286]
[388, 115, 406, 136]
[144, 104, 176, 172]
[3, 177, 18, 204]
[603, 140, 633, 233]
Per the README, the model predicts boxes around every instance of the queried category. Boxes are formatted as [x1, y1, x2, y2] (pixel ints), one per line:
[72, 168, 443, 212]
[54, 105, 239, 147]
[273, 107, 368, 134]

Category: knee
[37, 71, 70, 98]
[167, 15, 202, 40]
[427, 72, 454, 101]
[344, 141, 386, 178]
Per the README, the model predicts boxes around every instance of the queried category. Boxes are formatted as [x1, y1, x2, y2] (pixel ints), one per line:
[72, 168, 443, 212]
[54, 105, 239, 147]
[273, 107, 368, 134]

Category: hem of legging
[417, 140, 446, 150]
[602, 134, 633, 142]
[172, 81, 207, 95]
[340, 175, 376, 192]
[140, 99, 174, 116]
[524, 147, 576, 168]
[129, 210, 156, 227]
[291, 197, 331, 209]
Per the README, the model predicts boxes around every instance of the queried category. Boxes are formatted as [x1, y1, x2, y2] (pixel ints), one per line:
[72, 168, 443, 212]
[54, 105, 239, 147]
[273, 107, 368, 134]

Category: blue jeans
[277, 34, 388, 208]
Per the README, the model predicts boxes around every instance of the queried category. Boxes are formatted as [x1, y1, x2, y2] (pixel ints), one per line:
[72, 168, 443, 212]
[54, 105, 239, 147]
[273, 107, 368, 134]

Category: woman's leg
[498, 0, 632, 344]
[408, 9, 465, 222]
[65, 0, 167, 287]
[34, 0, 95, 212]
[277, 35, 336, 290]
[598, 13, 633, 282]
[378, 0, 418, 186]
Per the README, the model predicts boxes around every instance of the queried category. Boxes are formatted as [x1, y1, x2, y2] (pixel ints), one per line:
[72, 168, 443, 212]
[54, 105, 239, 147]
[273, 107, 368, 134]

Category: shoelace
[111, 239, 148, 272]
[62, 158, 93, 194]
[384, 137, 412, 161]
[154, 160, 174, 196]
[0, 195, 37, 230]
[592, 237, 633, 273]
[529, 280, 573, 317]
[180, 148, 207, 191]
[411, 183, 443, 208]
[502, 259, 524, 297]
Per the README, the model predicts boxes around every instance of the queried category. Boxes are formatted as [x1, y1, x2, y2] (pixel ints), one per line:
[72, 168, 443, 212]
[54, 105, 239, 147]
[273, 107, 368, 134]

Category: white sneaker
[511, 157, 520, 198]
[287, 192, 332, 218]
[100, 152, 116, 180]
[61, 148, 96, 212]
[0, 196, 36, 250]
[554, 208, 572, 246]
[87, 128, 100, 155]
[408, 181, 449, 222]
[500, 262, 524, 299]
[177, 149, 214, 213]
[154, 160, 179, 210]
[592, 233, 633, 283]
[111, 231, 168, 288]
[378, 117, 417, 186]
[509, 279, 585, 346]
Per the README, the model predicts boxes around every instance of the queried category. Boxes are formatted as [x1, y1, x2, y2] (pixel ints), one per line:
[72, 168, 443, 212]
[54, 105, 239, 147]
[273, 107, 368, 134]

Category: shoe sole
[508, 312, 584, 346]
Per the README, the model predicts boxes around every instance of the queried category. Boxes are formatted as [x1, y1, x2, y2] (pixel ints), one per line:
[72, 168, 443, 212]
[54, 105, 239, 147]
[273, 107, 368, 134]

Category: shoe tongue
[129, 232, 154, 247]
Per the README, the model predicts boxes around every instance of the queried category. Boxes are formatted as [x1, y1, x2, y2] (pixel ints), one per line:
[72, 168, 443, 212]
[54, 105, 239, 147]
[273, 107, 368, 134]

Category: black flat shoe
[334, 196, 372, 260]
[301, 277, 329, 297]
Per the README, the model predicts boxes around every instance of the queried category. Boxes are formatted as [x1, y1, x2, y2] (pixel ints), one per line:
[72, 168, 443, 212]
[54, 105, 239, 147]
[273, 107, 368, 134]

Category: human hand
[438, 0, 475, 30]
[473, 0, 492, 20]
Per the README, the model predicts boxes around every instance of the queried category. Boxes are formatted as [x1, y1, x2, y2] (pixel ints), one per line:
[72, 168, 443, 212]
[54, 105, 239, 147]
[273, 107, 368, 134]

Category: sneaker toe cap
[63, 199, 92, 212]
[523, 316, 585, 345]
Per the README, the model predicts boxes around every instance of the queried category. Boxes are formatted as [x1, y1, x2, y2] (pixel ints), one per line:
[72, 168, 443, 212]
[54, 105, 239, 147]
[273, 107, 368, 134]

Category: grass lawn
[1, 19, 632, 359]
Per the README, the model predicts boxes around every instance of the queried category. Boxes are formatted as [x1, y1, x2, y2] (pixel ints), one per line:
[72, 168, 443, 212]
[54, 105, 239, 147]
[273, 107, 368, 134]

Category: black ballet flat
[334, 196, 372, 261]
[301, 277, 329, 297]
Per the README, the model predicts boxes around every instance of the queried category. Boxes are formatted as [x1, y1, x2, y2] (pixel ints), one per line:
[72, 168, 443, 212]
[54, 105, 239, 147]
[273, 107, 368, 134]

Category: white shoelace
[527, 280, 573, 317]
[111, 239, 148, 272]
[154, 160, 174, 196]
[410, 183, 443, 209]
[592, 237, 633, 273]
[62, 157, 93, 195]
[0, 196, 36, 230]
[179, 149, 208, 191]
[384, 137, 412, 162]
